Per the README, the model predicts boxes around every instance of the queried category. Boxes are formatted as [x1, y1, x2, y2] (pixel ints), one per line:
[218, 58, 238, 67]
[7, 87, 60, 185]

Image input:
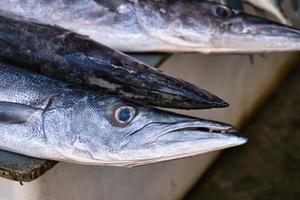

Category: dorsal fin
[0, 102, 40, 124]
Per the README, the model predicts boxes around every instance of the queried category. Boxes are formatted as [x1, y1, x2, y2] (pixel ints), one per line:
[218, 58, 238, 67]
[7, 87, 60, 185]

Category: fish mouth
[116, 119, 247, 167]
[237, 13, 300, 38]
[220, 13, 300, 53]
[141, 120, 245, 145]
[164, 126, 237, 137]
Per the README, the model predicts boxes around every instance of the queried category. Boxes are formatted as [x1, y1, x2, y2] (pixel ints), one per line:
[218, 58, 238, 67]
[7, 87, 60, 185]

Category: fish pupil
[215, 6, 231, 18]
[113, 105, 136, 126]
[118, 108, 131, 122]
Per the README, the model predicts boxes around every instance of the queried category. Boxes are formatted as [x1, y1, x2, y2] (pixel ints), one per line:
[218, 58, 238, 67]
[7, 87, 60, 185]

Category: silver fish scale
[0, 118, 46, 158]
[0, 65, 63, 158]
[0, 65, 64, 108]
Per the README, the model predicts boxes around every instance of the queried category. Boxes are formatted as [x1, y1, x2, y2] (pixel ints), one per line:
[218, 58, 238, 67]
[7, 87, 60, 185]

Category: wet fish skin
[0, 11, 228, 110]
[0, 63, 246, 167]
[2, 0, 300, 53]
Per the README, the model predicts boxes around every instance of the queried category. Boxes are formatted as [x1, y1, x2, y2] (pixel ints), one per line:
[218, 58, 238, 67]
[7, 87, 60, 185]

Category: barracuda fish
[0, 11, 227, 110]
[245, 0, 291, 25]
[2, 0, 300, 53]
[0, 63, 246, 167]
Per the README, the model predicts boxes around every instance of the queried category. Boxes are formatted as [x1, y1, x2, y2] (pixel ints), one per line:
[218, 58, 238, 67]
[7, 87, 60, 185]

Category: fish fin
[0, 101, 40, 124]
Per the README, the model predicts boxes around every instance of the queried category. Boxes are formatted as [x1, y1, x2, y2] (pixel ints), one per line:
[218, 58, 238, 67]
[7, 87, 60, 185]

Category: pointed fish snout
[236, 13, 300, 38]
[128, 64, 229, 109]
[262, 24, 300, 38]
[168, 85, 229, 109]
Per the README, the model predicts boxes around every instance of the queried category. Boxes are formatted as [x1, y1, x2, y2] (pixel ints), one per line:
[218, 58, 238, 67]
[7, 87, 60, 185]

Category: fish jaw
[208, 12, 300, 53]
[56, 120, 246, 167]
[115, 118, 246, 167]
[81, 117, 246, 167]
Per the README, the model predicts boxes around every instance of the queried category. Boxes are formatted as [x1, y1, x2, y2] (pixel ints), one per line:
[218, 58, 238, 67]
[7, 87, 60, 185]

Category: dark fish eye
[113, 106, 136, 126]
[213, 5, 233, 18]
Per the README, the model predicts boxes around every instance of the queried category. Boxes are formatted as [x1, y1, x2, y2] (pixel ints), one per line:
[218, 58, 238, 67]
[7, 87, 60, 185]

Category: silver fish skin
[0, 63, 246, 167]
[0, 11, 228, 110]
[2, 0, 300, 53]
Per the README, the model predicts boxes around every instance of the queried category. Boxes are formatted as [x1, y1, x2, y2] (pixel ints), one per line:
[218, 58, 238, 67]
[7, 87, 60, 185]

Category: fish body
[0, 63, 246, 167]
[2, 0, 300, 53]
[245, 0, 291, 25]
[0, 11, 227, 110]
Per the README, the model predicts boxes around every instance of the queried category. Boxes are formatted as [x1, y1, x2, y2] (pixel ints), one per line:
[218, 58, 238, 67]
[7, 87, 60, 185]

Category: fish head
[211, 8, 300, 53]
[48, 96, 246, 166]
[136, 0, 300, 53]
[109, 104, 247, 167]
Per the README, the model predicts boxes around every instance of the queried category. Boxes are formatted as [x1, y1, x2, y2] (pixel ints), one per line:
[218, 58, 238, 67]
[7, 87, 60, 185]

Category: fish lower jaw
[55, 150, 121, 165]
[121, 141, 247, 168]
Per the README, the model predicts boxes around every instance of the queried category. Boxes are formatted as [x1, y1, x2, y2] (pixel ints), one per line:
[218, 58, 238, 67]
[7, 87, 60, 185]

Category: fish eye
[113, 105, 136, 126]
[213, 5, 233, 18]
